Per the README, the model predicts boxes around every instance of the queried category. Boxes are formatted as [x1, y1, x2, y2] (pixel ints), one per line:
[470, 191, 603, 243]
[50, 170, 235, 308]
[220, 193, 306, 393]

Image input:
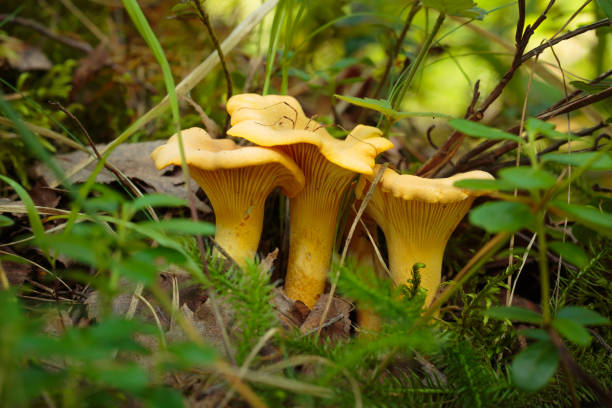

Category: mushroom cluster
[151, 94, 493, 316]
[227, 94, 394, 308]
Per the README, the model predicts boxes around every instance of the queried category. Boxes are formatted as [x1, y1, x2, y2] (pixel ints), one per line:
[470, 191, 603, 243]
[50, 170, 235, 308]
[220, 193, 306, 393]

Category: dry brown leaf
[300, 294, 352, 340]
[0, 258, 30, 286]
[0, 36, 52, 71]
[34, 141, 210, 212]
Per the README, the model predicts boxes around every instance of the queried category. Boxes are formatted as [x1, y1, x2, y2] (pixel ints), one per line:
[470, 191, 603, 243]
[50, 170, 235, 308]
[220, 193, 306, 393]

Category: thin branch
[0, 14, 93, 53]
[191, 0, 233, 134]
[415, 1, 558, 177]
[521, 18, 610, 63]
[48, 101, 159, 221]
[372, 1, 422, 100]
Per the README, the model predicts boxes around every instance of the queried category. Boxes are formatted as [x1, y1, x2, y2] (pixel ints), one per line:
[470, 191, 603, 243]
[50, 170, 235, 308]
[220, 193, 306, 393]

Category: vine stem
[537, 208, 552, 323]
[389, 12, 445, 110]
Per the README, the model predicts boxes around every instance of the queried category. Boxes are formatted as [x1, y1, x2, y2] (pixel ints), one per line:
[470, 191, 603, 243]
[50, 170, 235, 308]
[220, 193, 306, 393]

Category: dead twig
[0, 14, 93, 53]
[191, 0, 233, 134]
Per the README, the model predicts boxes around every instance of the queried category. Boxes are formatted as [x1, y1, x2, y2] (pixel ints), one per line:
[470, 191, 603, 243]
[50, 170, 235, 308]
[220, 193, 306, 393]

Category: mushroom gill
[151, 127, 304, 266]
[227, 94, 394, 308]
[357, 165, 494, 306]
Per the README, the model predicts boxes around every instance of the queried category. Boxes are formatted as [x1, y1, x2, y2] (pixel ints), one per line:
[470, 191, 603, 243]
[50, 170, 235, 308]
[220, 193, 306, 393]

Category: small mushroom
[356, 165, 493, 306]
[151, 127, 305, 265]
[227, 94, 394, 308]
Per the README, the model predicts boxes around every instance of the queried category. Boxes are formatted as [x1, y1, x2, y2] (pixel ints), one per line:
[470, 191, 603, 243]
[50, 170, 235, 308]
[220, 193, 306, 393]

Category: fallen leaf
[0, 36, 52, 71]
[29, 179, 61, 209]
[71, 44, 110, 96]
[35, 141, 210, 212]
[0, 258, 30, 285]
[300, 294, 352, 340]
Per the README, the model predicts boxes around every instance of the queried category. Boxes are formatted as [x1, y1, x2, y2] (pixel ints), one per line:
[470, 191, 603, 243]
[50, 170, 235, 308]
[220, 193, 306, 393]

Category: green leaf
[0, 214, 14, 227]
[499, 167, 557, 190]
[541, 152, 612, 171]
[0, 175, 45, 241]
[113, 257, 158, 285]
[485, 306, 542, 324]
[511, 340, 559, 392]
[91, 363, 149, 392]
[453, 178, 514, 191]
[547, 241, 589, 268]
[552, 318, 591, 346]
[570, 80, 610, 94]
[130, 194, 187, 213]
[469, 201, 535, 233]
[37, 234, 106, 266]
[334, 95, 394, 116]
[597, 0, 612, 20]
[557, 306, 610, 326]
[140, 219, 215, 236]
[334, 95, 452, 121]
[551, 201, 612, 238]
[449, 119, 521, 142]
[167, 342, 217, 368]
[144, 387, 185, 408]
[525, 118, 578, 141]
[422, 0, 478, 16]
[519, 328, 550, 341]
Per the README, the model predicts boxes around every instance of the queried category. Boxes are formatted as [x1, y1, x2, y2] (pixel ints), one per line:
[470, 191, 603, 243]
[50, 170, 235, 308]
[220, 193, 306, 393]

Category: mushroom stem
[283, 144, 355, 308]
[380, 200, 474, 306]
[191, 167, 275, 266]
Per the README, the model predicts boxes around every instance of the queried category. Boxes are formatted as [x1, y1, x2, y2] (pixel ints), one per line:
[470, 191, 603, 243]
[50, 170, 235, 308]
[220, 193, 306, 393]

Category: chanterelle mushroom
[356, 165, 494, 306]
[227, 94, 394, 308]
[151, 127, 305, 266]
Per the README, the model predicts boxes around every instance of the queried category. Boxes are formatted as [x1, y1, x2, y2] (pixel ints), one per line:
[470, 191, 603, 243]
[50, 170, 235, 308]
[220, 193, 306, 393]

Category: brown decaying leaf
[34, 140, 210, 212]
[300, 294, 352, 340]
[0, 35, 52, 71]
[0, 259, 30, 285]
[71, 44, 111, 96]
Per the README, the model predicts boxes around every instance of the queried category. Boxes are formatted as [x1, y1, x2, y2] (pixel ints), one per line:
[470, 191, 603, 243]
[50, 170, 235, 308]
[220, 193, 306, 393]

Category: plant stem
[191, 0, 233, 133]
[536, 208, 551, 323]
[389, 12, 445, 110]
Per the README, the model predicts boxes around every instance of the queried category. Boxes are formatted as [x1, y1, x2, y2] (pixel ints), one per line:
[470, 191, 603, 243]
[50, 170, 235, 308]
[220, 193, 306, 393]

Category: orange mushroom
[357, 166, 494, 306]
[227, 94, 394, 308]
[151, 127, 305, 266]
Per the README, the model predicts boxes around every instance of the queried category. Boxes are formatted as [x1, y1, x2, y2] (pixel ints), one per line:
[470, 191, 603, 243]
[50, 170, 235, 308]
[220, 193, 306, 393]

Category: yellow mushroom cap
[151, 127, 305, 265]
[226, 94, 394, 175]
[151, 127, 305, 197]
[370, 167, 495, 203]
[357, 166, 494, 305]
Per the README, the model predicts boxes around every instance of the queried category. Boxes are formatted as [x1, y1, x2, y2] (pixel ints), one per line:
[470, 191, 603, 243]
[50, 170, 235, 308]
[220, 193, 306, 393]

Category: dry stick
[546, 43, 572, 310]
[191, 0, 233, 134]
[58, 0, 109, 43]
[355, 211, 391, 277]
[218, 328, 279, 408]
[448, 88, 612, 174]
[0, 261, 9, 290]
[49, 0, 279, 189]
[0, 117, 85, 152]
[521, 18, 610, 63]
[0, 14, 93, 53]
[181, 95, 220, 138]
[48, 101, 159, 222]
[490, 123, 608, 171]
[316, 164, 388, 337]
[371, 1, 422, 100]
[415, 0, 570, 177]
[549, 329, 612, 406]
[507, 49, 539, 305]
